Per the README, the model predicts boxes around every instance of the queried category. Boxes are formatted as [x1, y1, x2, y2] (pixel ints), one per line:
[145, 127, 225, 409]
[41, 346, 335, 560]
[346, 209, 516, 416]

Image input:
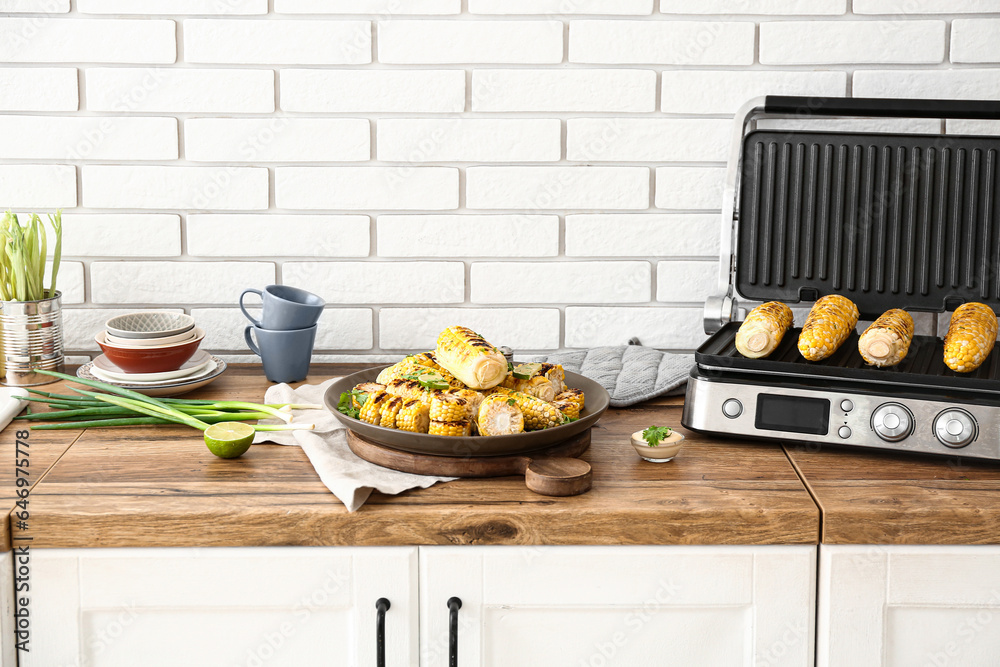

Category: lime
[204, 422, 255, 459]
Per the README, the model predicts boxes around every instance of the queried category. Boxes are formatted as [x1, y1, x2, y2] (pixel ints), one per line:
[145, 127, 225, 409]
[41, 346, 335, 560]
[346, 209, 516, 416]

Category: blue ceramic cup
[240, 285, 325, 331]
[244, 324, 317, 384]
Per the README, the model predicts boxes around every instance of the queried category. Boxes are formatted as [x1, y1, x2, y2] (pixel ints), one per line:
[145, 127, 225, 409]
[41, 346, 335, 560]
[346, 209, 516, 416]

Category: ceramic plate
[324, 367, 610, 457]
[92, 350, 213, 382]
[76, 356, 228, 397]
[91, 360, 217, 386]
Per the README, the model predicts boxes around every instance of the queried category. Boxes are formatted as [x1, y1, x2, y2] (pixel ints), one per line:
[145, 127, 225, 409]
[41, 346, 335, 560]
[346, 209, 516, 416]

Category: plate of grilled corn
[324, 326, 610, 457]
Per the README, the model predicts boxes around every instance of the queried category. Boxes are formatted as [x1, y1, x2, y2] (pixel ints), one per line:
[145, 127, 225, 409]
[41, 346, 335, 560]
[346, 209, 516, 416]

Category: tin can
[0, 291, 64, 386]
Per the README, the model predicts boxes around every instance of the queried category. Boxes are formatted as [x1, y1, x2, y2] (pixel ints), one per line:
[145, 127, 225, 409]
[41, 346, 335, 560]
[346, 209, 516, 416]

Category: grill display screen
[755, 394, 830, 436]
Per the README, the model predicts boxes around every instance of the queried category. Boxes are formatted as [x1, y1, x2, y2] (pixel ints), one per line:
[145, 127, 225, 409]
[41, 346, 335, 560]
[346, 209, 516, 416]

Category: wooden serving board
[347, 429, 593, 497]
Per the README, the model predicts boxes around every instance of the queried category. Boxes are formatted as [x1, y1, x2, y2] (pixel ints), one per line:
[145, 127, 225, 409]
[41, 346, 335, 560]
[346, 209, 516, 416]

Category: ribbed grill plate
[737, 130, 1000, 317]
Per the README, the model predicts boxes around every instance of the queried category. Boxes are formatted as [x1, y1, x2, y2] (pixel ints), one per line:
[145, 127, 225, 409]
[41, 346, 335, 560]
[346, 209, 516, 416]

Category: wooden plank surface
[20, 365, 819, 548]
[0, 380, 85, 550]
[784, 441, 1000, 544]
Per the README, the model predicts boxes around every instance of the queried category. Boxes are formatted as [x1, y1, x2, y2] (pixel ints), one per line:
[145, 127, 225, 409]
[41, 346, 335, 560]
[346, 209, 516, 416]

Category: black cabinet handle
[447, 597, 462, 667]
[375, 598, 390, 667]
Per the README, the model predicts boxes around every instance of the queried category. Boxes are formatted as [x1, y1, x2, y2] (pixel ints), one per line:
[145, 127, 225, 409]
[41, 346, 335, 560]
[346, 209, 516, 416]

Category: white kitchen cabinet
[25, 546, 418, 667]
[818, 545, 1000, 667]
[420, 545, 816, 667]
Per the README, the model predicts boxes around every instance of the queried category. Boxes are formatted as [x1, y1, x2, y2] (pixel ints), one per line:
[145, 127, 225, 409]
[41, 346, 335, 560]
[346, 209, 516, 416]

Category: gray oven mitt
[531, 344, 693, 408]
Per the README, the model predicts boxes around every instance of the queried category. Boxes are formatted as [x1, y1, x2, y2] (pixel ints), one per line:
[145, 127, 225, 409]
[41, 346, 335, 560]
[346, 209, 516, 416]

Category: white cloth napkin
[0, 388, 29, 431]
[252, 377, 456, 512]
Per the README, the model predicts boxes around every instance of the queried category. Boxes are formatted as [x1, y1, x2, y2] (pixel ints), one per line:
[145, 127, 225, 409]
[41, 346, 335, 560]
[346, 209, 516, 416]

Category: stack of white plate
[78, 351, 229, 397]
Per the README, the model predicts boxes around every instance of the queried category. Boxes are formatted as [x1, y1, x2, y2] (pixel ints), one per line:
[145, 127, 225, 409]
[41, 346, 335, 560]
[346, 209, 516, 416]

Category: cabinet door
[26, 546, 417, 667]
[819, 545, 1000, 667]
[420, 545, 815, 667]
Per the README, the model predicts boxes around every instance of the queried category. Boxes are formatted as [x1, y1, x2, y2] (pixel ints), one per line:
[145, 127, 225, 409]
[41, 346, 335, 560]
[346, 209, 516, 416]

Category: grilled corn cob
[429, 419, 472, 437]
[379, 396, 404, 428]
[555, 389, 584, 412]
[396, 399, 430, 433]
[351, 382, 385, 409]
[502, 375, 556, 402]
[376, 359, 426, 385]
[430, 393, 468, 422]
[448, 388, 485, 421]
[385, 378, 435, 405]
[477, 394, 525, 436]
[944, 302, 998, 373]
[735, 301, 794, 359]
[359, 390, 388, 425]
[409, 351, 438, 368]
[797, 295, 860, 361]
[859, 309, 914, 367]
[551, 399, 579, 421]
[492, 386, 563, 430]
[539, 363, 566, 394]
[435, 326, 507, 390]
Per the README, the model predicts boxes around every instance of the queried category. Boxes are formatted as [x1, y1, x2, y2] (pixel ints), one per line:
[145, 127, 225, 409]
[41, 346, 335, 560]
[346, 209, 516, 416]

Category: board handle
[523, 457, 592, 497]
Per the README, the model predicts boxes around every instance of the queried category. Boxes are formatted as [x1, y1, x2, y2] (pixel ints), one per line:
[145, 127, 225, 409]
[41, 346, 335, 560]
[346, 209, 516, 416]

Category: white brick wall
[0, 7, 993, 357]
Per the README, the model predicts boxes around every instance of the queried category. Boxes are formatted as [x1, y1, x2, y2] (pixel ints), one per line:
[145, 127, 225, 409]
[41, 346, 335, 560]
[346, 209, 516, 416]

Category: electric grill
[681, 95, 1000, 461]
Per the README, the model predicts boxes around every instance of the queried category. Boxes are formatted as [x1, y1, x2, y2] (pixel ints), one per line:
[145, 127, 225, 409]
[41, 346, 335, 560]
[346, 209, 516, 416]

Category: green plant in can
[0, 209, 62, 302]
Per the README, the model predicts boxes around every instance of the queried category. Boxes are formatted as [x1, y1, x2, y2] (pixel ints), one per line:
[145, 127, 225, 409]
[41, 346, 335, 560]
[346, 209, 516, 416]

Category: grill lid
[737, 130, 1000, 317]
[719, 96, 1000, 324]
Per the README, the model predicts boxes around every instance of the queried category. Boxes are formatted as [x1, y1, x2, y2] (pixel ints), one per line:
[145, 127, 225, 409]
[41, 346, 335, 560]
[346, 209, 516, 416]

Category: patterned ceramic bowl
[105, 311, 196, 340]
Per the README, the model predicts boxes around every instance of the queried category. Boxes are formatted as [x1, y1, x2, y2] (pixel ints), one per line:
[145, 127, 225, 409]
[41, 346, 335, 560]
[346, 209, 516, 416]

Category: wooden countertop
[15, 365, 819, 548]
[785, 441, 1000, 545]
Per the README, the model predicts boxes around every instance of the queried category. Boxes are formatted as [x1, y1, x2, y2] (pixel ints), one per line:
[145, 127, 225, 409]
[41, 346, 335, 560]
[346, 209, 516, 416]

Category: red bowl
[96, 331, 203, 374]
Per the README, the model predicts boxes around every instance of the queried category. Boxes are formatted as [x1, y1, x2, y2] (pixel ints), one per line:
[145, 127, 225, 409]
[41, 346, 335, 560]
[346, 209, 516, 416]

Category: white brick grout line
[0, 8, 996, 357]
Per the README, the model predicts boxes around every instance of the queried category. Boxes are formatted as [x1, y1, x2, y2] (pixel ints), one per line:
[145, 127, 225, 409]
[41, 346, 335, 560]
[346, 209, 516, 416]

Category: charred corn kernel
[435, 326, 508, 390]
[447, 388, 485, 420]
[409, 351, 437, 368]
[859, 309, 914, 367]
[359, 390, 388, 424]
[555, 389, 584, 412]
[797, 295, 860, 361]
[502, 375, 556, 402]
[551, 399, 579, 420]
[379, 397, 404, 428]
[430, 393, 468, 422]
[351, 382, 385, 409]
[539, 363, 566, 394]
[736, 301, 794, 359]
[477, 393, 525, 436]
[492, 386, 563, 430]
[429, 419, 472, 437]
[396, 400, 430, 433]
[944, 302, 998, 373]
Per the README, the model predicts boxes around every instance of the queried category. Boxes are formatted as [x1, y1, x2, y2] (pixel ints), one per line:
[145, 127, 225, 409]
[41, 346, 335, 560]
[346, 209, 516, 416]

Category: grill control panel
[683, 373, 999, 462]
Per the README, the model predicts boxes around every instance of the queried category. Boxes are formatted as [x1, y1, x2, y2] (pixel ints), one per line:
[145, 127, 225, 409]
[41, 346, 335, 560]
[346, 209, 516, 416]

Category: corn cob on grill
[735, 301, 794, 359]
[435, 326, 507, 390]
[492, 386, 563, 430]
[502, 375, 556, 402]
[477, 394, 525, 436]
[379, 397, 404, 428]
[797, 295, 860, 361]
[396, 400, 430, 433]
[359, 390, 388, 425]
[429, 419, 472, 437]
[551, 398, 579, 421]
[859, 309, 914, 367]
[944, 302, 998, 373]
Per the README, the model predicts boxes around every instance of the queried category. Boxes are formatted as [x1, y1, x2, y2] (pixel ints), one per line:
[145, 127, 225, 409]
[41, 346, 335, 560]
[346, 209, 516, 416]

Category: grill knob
[934, 409, 977, 449]
[871, 403, 914, 442]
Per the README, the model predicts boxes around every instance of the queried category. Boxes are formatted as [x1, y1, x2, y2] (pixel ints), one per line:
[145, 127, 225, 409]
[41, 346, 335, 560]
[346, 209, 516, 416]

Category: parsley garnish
[642, 425, 673, 447]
